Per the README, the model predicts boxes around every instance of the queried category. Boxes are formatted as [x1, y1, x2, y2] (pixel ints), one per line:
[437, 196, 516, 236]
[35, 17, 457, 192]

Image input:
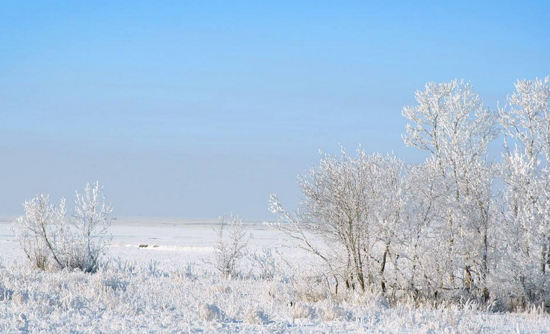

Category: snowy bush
[63, 182, 112, 272]
[244, 307, 270, 324]
[13, 194, 67, 271]
[250, 247, 278, 280]
[13, 182, 112, 273]
[212, 214, 249, 278]
[317, 303, 351, 321]
[199, 303, 226, 322]
[290, 302, 316, 319]
[270, 149, 407, 295]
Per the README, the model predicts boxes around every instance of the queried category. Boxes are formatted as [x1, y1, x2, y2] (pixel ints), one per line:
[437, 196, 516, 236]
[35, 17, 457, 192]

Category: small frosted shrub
[11, 291, 28, 305]
[290, 302, 316, 319]
[213, 214, 249, 278]
[317, 304, 350, 321]
[211, 284, 232, 294]
[199, 303, 226, 322]
[112, 257, 137, 275]
[62, 182, 112, 272]
[251, 247, 278, 280]
[244, 307, 270, 324]
[13, 194, 66, 271]
[293, 276, 330, 303]
[103, 277, 129, 292]
[13, 182, 112, 273]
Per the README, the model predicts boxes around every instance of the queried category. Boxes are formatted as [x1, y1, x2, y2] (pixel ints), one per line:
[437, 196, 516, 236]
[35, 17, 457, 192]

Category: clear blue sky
[1, 1, 549, 220]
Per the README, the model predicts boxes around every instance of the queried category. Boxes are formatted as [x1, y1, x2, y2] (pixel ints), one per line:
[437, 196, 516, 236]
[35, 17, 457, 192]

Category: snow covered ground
[0, 217, 549, 333]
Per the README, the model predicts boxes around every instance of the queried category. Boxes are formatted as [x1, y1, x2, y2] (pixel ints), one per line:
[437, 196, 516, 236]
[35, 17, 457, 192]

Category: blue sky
[1, 1, 549, 219]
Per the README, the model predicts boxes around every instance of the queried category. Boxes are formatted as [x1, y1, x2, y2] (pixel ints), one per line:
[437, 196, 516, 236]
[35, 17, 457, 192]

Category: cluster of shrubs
[13, 182, 111, 273]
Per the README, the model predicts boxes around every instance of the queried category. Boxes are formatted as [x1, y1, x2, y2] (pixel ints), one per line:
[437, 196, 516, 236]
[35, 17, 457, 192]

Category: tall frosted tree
[499, 77, 550, 304]
[270, 148, 407, 294]
[267, 77, 550, 308]
[400, 159, 447, 298]
[402, 80, 498, 298]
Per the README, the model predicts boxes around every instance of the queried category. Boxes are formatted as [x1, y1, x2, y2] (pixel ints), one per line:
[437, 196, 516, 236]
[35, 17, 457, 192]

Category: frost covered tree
[267, 77, 550, 308]
[498, 77, 550, 304]
[62, 182, 113, 272]
[213, 214, 249, 278]
[13, 194, 67, 270]
[399, 159, 447, 298]
[402, 79, 498, 298]
[270, 148, 407, 294]
[13, 182, 112, 272]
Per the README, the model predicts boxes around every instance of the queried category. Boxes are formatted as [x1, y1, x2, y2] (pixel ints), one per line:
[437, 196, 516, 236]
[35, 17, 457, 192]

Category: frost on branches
[402, 79, 498, 301]
[13, 194, 67, 270]
[213, 214, 250, 278]
[270, 149, 407, 295]
[271, 77, 550, 310]
[13, 182, 112, 273]
[498, 77, 550, 306]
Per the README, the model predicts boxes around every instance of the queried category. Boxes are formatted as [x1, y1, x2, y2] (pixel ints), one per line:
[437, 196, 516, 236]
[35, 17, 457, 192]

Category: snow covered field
[0, 217, 549, 333]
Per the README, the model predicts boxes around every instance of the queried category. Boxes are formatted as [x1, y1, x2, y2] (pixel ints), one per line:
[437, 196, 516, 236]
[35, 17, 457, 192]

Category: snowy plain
[0, 217, 549, 333]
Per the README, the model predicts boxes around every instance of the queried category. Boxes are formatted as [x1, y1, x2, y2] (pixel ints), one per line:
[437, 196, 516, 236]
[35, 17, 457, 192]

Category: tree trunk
[380, 242, 390, 293]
